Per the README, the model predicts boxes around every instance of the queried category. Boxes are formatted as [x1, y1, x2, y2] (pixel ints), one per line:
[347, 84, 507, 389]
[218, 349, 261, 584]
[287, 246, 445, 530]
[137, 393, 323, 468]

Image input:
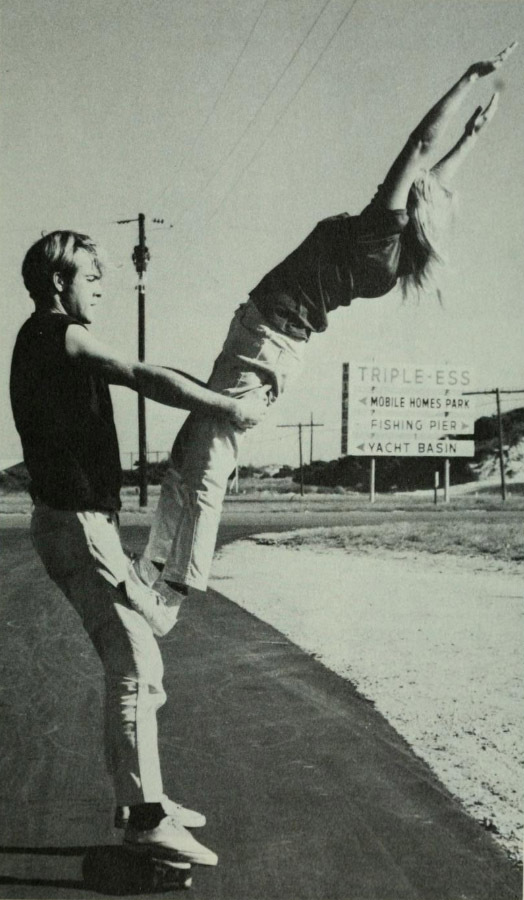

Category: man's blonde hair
[22, 231, 103, 304]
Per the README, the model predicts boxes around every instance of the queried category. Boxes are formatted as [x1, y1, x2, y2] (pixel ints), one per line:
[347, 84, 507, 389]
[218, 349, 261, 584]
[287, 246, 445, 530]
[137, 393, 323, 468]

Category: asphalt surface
[0, 522, 521, 900]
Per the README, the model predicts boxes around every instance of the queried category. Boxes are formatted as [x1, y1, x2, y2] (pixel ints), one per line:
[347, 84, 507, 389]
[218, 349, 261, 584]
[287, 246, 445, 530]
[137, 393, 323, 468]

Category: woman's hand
[464, 92, 499, 135]
[465, 41, 517, 80]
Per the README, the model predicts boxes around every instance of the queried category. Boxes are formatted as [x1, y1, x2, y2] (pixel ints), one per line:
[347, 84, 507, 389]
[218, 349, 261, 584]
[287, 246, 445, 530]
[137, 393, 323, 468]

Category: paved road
[0, 523, 521, 899]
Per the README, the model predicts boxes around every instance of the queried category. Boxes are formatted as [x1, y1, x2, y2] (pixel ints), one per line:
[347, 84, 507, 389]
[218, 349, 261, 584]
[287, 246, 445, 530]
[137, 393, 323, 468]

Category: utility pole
[298, 424, 304, 496]
[495, 388, 506, 502]
[341, 363, 349, 455]
[118, 213, 150, 507]
[310, 412, 321, 463]
[133, 214, 150, 507]
[278, 419, 324, 496]
[462, 387, 524, 502]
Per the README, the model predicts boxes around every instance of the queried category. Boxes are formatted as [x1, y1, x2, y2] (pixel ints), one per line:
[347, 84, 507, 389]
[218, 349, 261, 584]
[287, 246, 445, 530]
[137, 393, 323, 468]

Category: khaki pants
[31, 504, 171, 806]
[145, 299, 306, 590]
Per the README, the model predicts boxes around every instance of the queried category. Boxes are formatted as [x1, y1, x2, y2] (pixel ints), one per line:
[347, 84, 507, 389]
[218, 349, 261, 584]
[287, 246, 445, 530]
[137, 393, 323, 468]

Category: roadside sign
[347, 362, 476, 457]
[348, 439, 476, 458]
[350, 387, 475, 409]
[350, 421, 475, 439]
[351, 410, 475, 429]
[352, 363, 473, 390]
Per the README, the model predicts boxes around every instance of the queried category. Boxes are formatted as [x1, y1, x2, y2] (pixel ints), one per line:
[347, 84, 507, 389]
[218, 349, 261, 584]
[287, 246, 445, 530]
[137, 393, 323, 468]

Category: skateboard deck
[82, 844, 192, 893]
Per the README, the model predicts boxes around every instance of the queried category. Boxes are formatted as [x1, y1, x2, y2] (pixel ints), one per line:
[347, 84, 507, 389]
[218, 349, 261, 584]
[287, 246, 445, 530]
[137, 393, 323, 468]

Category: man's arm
[65, 324, 266, 430]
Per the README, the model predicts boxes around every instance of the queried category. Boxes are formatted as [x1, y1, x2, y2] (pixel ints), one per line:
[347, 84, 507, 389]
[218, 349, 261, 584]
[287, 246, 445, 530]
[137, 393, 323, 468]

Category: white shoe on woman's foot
[125, 562, 183, 637]
[115, 795, 206, 829]
[133, 555, 163, 588]
[124, 818, 218, 867]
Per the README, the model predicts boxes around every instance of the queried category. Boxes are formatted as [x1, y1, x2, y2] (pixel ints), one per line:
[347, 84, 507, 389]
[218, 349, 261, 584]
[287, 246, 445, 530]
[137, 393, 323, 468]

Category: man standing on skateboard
[10, 230, 265, 870]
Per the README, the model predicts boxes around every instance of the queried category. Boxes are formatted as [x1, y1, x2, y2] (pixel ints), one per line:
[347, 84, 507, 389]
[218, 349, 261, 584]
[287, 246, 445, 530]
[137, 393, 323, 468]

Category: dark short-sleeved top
[249, 197, 409, 339]
[10, 312, 122, 511]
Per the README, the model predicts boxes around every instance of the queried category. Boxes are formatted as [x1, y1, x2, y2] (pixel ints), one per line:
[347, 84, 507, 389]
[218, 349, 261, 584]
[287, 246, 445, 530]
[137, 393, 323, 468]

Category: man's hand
[465, 41, 517, 80]
[228, 389, 270, 431]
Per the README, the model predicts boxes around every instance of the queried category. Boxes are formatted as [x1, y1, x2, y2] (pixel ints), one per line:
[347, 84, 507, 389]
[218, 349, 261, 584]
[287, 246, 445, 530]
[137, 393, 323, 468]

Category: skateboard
[82, 844, 193, 893]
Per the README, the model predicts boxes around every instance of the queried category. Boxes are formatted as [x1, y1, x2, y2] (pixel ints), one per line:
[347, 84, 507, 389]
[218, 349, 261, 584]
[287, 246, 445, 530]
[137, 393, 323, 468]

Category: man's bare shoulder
[64, 322, 96, 358]
[65, 324, 124, 365]
[64, 325, 136, 386]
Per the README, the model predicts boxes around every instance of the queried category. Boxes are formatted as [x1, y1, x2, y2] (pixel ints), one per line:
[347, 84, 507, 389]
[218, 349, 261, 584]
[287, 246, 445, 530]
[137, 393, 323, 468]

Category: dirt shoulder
[210, 537, 523, 863]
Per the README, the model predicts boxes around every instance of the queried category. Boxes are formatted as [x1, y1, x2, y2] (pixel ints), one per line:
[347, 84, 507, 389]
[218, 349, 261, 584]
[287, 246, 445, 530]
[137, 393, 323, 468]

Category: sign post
[444, 459, 450, 503]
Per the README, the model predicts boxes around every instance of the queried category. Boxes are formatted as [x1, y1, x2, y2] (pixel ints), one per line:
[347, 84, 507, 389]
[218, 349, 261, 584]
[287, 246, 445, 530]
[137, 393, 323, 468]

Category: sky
[1, 0, 523, 469]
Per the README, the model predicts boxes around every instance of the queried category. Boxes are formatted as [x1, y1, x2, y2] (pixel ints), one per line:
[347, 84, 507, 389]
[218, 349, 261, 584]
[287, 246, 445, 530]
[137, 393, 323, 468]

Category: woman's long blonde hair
[399, 170, 456, 301]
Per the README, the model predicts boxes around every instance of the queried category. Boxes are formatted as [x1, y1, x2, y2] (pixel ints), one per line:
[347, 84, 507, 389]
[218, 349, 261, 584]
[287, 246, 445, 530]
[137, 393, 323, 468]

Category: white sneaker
[125, 562, 183, 637]
[125, 818, 218, 867]
[115, 795, 206, 829]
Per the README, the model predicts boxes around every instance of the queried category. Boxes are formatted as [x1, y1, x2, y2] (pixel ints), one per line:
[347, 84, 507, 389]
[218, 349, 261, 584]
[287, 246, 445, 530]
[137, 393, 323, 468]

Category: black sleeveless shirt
[10, 312, 122, 511]
[249, 197, 409, 339]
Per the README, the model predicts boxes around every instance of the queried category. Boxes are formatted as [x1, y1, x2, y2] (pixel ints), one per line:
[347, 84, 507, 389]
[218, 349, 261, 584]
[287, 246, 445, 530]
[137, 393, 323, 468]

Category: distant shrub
[273, 465, 295, 479]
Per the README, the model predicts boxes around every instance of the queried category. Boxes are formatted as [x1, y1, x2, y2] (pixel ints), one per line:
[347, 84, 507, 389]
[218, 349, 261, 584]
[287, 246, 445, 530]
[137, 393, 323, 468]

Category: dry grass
[252, 521, 524, 564]
[2, 486, 523, 565]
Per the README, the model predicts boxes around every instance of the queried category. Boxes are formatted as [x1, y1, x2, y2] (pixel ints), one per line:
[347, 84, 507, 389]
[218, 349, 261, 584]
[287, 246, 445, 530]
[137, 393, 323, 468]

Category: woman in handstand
[133, 44, 516, 610]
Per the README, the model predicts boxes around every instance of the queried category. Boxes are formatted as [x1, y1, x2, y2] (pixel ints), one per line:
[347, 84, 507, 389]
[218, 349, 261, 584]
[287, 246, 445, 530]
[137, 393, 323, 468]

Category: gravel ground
[210, 538, 523, 863]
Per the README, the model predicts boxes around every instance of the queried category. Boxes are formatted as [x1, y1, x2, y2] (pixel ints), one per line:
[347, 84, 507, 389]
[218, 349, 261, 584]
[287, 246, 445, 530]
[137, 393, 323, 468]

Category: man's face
[60, 249, 103, 324]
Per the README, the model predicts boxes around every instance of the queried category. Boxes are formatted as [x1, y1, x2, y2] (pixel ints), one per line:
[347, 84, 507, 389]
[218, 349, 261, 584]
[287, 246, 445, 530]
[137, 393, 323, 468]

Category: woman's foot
[115, 795, 206, 829]
[124, 817, 218, 867]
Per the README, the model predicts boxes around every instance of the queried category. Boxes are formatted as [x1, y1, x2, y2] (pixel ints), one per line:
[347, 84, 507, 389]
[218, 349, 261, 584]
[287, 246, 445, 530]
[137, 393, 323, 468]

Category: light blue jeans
[145, 299, 306, 590]
[31, 504, 171, 806]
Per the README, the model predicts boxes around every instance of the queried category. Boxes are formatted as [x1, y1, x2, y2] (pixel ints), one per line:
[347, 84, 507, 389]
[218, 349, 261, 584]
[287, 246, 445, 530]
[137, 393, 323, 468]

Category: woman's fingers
[494, 40, 518, 66]
[482, 92, 499, 121]
[465, 93, 499, 135]
[467, 42, 517, 78]
[464, 105, 482, 135]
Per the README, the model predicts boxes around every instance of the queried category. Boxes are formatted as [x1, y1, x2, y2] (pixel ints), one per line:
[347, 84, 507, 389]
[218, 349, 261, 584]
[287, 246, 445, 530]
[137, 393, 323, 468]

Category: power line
[148, 0, 271, 215]
[463, 389, 524, 396]
[167, 0, 334, 234]
[205, 0, 360, 227]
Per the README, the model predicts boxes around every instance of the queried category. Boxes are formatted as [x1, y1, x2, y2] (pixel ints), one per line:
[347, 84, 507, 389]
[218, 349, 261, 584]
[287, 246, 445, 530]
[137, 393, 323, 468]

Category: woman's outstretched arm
[431, 92, 499, 184]
[378, 42, 516, 210]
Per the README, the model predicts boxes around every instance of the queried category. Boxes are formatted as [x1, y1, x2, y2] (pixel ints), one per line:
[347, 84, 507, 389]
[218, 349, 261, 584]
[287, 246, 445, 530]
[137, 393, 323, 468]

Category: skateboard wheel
[149, 859, 193, 891]
[151, 860, 193, 890]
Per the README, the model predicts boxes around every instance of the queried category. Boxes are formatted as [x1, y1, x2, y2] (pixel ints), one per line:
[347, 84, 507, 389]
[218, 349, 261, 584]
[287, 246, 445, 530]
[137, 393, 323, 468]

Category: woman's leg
[145, 301, 306, 591]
